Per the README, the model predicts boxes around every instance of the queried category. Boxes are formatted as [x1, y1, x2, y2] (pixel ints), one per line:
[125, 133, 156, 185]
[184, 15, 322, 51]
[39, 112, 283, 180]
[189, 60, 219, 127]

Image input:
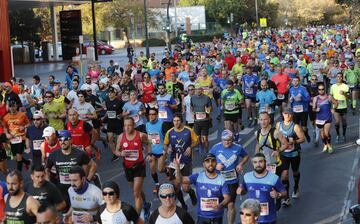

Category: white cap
[33, 110, 44, 119]
[111, 84, 121, 92]
[99, 78, 109, 85]
[42, 126, 56, 137]
[81, 84, 92, 91]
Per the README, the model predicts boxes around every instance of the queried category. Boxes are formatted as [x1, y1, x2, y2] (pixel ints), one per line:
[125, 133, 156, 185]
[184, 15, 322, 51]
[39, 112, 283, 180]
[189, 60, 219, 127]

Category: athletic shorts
[224, 113, 239, 123]
[124, 162, 146, 182]
[275, 93, 289, 106]
[280, 155, 301, 172]
[227, 182, 239, 203]
[335, 108, 347, 116]
[194, 120, 211, 136]
[316, 119, 332, 129]
[186, 122, 194, 128]
[92, 119, 101, 129]
[10, 141, 25, 155]
[107, 123, 123, 135]
[197, 216, 223, 224]
[0, 149, 7, 161]
[168, 162, 192, 180]
[245, 96, 257, 103]
[153, 153, 164, 159]
[293, 112, 308, 127]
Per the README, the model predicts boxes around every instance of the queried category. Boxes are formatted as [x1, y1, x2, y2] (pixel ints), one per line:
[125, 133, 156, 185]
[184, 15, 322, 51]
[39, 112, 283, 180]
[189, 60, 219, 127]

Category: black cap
[202, 153, 216, 162]
[108, 86, 116, 92]
[8, 100, 17, 107]
[227, 80, 234, 86]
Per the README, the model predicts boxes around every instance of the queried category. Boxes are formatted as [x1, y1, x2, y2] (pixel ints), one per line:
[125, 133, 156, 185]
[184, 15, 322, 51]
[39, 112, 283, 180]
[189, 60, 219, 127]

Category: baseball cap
[54, 79, 61, 84]
[221, 130, 234, 140]
[33, 110, 44, 119]
[283, 107, 294, 114]
[202, 153, 216, 162]
[8, 100, 17, 107]
[81, 84, 92, 91]
[42, 126, 56, 137]
[58, 130, 72, 138]
[99, 78, 109, 85]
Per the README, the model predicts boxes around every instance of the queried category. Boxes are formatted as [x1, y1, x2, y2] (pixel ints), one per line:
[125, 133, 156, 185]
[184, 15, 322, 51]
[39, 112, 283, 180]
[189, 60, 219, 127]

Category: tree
[9, 9, 42, 45]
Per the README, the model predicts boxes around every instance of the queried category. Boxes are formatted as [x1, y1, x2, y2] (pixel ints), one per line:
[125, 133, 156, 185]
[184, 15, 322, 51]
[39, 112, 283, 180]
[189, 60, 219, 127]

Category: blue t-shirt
[165, 126, 194, 164]
[145, 120, 164, 155]
[264, 69, 277, 79]
[122, 101, 146, 127]
[189, 171, 229, 219]
[178, 71, 190, 83]
[210, 143, 248, 184]
[289, 85, 310, 113]
[256, 90, 277, 114]
[242, 171, 285, 223]
[149, 69, 161, 78]
[156, 94, 177, 123]
[242, 74, 259, 97]
[26, 124, 47, 156]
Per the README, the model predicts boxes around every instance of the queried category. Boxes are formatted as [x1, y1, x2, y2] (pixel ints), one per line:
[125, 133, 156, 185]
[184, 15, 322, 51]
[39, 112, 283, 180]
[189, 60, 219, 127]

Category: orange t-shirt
[165, 67, 177, 81]
[2, 112, 29, 138]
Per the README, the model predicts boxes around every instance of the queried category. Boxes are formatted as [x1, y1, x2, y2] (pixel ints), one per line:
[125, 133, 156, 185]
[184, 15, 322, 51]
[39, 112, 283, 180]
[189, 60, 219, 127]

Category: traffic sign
[260, 18, 267, 28]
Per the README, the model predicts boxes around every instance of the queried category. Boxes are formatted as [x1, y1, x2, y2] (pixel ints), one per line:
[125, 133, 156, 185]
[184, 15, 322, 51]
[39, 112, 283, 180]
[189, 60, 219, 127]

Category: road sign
[260, 18, 267, 28]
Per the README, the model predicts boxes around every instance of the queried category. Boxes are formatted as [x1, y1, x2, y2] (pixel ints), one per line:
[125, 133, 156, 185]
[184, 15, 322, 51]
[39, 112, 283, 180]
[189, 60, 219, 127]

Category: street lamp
[255, 0, 259, 29]
[144, 0, 150, 58]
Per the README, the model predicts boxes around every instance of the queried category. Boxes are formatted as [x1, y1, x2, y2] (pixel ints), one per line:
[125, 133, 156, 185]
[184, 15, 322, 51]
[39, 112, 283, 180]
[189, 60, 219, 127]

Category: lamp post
[255, 0, 259, 29]
[144, 0, 150, 58]
[91, 0, 98, 61]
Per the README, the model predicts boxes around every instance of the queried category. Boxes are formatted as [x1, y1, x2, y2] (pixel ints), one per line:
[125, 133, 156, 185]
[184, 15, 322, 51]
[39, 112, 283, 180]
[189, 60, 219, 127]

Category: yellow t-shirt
[330, 83, 349, 109]
[231, 64, 243, 76]
[196, 76, 213, 98]
[53, 95, 66, 112]
[43, 102, 65, 130]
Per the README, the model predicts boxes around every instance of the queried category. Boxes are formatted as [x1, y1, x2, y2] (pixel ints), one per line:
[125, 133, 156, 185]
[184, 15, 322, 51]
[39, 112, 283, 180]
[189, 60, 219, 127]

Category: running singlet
[189, 171, 229, 219]
[242, 171, 285, 223]
[5, 193, 36, 224]
[279, 121, 300, 157]
[44, 140, 61, 160]
[315, 96, 332, 124]
[221, 89, 242, 114]
[157, 94, 177, 123]
[146, 120, 164, 155]
[67, 120, 91, 151]
[141, 82, 155, 103]
[210, 143, 248, 184]
[242, 74, 259, 97]
[119, 131, 144, 169]
[271, 74, 291, 94]
[289, 86, 310, 113]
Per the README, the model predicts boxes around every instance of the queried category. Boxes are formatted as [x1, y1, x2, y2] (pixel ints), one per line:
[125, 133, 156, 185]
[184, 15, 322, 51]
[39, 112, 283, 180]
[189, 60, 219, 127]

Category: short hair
[253, 152, 266, 160]
[240, 199, 261, 217]
[293, 76, 300, 81]
[157, 83, 165, 89]
[148, 108, 158, 114]
[31, 165, 45, 173]
[7, 170, 23, 182]
[173, 112, 183, 123]
[259, 111, 270, 118]
[49, 75, 55, 79]
[77, 90, 87, 98]
[45, 91, 55, 97]
[124, 116, 135, 124]
[69, 166, 86, 179]
[33, 75, 40, 81]
[188, 84, 195, 88]
[37, 201, 58, 216]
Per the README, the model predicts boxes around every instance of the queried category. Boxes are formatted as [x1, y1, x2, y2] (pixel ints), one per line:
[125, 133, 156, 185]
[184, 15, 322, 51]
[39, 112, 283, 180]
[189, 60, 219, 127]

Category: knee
[182, 184, 190, 192]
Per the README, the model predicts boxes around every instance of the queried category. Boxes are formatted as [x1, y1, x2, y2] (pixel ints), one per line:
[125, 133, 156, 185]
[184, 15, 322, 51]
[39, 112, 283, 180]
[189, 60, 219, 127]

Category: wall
[0, 0, 12, 81]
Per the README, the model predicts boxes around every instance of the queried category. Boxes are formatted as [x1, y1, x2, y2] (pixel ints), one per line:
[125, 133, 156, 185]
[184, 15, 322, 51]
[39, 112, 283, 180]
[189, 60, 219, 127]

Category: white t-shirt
[155, 213, 183, 224]
[67, 90, 80, 108]
[98, 202, 140, 224]
[81, 83, 99, 96]
[183, 95, 194, 124]
[72, 102, 96, 126]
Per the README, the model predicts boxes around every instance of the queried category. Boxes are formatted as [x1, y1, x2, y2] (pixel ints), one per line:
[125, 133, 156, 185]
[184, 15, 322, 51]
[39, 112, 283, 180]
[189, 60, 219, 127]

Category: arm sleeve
[163, 130, 170, 145]
[122, 202, 140, 223]
[176, 207, 195, 224]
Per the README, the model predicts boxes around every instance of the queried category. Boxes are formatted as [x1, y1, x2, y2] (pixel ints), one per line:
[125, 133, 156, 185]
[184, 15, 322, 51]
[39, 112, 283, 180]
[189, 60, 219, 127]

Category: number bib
[107, 111, 116, 119]
[293, 105, 303, 113]
[260, 202, 269, 216]
[33, 140, 44, 150]
[123, 150, 139, 161]
[221, 169, 237, 181]
[148, 133, 160, 144]
[72, 210, 91, 224]
[225, 103, 236, 110]
[200, 197, 219, 211]
[59, 171, 70, 185]
[195, 112, 207, 120]
[10, 136, 22, 144]
[277, 94, 285, 100]
[315, 119, 326, 125]
[159, 110, 168, 119]
[131, 114, 140, 123]
[245, 88, 253, 95]
[266, 164, 277, 174]
[349, 84, 355, 88]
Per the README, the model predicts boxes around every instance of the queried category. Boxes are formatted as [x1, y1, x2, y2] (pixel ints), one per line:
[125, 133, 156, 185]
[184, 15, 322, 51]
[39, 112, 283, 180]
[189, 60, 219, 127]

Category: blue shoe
[234, 133, 239, 142]
[143, 202, 152, 220]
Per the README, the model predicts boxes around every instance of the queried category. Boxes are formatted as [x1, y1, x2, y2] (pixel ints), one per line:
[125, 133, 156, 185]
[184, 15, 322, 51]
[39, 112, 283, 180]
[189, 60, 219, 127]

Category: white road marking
[239, 128, 253, 135]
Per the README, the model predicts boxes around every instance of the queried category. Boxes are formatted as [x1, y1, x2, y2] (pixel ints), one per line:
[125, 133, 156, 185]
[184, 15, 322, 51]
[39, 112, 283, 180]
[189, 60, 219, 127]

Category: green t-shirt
[221, 89, 243, 114]
[345, 69, 359, 86]
[270, 57, 280, 65]
[43, 102, 65, 130]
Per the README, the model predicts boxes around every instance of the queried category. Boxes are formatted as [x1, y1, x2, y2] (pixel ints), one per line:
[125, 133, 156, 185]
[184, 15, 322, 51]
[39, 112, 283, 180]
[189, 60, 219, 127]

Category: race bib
[315, 119, 326, 125]
[73, 145, 84, 151]
[131, 114, 140, 123]
[221, 169, 237, 181]
[10, 136, 22, 144]
[293, 105, 303, 113]
[59, 172, 70, 185]
[195, 112, 207, 120]
[245, 88, 253, 95]
[107, 111, 116, 119]
[266, 164, 277, 174]
[148, 133, 160, 144]
[159, 110, 168, 119]
[33, 140, 44, 150]
[225, 103, 236, 111]
[200, 197, 219, 211]
[260, 202, 269, 216]
[122, 94, 129, 102]
[123, 150, 139, 161]
[72, 210, 91, 224]
[277, 94, 285, 100]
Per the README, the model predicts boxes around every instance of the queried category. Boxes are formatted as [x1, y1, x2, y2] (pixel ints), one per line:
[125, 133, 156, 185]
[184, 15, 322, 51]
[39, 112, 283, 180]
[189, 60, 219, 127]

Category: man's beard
[9, 188, 20, 196]
[254, 166, 266, 174]
[206, 166, 215, 173]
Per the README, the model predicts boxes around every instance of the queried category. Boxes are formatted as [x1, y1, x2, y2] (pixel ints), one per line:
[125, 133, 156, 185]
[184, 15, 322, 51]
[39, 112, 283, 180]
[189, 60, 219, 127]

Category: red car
[82, 41, 114, 55]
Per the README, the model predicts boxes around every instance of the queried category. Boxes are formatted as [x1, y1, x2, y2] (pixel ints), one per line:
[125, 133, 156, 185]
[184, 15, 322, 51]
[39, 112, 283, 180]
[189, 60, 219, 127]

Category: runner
[271, 65, 291, 114]
[306, 75, 320, 146]
[146, 108, 166, 194]
[183, 84, 195, 127]
[43, 91, 66, 131]
[174, 153, 231, 224]
[210, 130, 249, 224]
[97, 181, 144, 224]
[312, 83, 334, 153]
[240, 199, 261, 224]
[241, 66, 259, 127]
[276, 107, 305, 206]
[156, 83, 178, 133]
[237, 153, 286, 224]
[256, 80, 277, 123]
[122, 91, 147, 133]
[36, 203, 61, 224]
[149, 183, 194, 224]
[344, 62, 359, 115]
[115, 117, 152, 219]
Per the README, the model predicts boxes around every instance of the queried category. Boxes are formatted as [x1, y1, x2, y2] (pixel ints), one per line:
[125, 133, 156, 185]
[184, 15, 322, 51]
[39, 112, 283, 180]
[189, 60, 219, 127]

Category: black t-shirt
[25, 180, 64, 206]
[105, 99, 124, 122]
[119, 82, 136, 96]
[97, 201, 139, 224]
[149, 206, 195, 224]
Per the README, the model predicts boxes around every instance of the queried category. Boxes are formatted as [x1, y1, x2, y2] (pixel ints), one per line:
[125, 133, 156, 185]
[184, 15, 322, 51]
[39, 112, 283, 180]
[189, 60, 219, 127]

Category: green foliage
[141, 38, 166, 47]
[9, 9, 42, 44]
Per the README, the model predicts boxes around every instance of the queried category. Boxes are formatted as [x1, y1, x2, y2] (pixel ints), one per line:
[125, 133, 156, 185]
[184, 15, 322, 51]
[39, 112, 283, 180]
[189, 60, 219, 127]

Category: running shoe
[111, 155, 119, 162]
[341, 136, 346, 143]
[248, 118, 253, 127]
[143, 202, 152, 220]
[327, 145, 333, 154]
[281, 198, 291, 207]
[292, 190, 300, 199]
[322, 145, 328, 153]
[336, 135, 340, 143]
[189, 189, 197, 206]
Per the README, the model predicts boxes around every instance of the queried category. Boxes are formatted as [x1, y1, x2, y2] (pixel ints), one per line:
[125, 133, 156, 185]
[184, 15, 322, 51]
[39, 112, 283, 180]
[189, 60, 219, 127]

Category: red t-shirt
[224, 55, 236, 70]
[271, 73, 291, 94]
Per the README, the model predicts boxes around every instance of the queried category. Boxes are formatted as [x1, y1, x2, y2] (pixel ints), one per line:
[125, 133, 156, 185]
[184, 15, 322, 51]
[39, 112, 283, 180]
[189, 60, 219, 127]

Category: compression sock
[151, 173, 159, 185]
[328, 134, 331, 143]
[335, 125, 340, 136]
[282, 179, 290, 196]
[177, 190, 186, 208]
[16, 161, 22, 171]
[293, 173, 300, 193]
[343, 125, 347, 136]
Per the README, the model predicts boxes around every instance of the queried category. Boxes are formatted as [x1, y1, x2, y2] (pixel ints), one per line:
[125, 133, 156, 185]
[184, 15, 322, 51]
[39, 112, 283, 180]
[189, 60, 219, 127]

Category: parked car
[82, 41, 114, 55]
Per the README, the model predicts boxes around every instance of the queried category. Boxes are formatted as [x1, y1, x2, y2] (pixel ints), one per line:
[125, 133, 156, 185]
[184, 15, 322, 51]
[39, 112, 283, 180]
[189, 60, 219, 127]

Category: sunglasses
[102, 191, 115, 196]
[240, 211, 253, 217]
[318, 88, 325, 91]
[33, 118, 42, 121]
[59, 137, 71, 142]
[159, 193, 176, 199]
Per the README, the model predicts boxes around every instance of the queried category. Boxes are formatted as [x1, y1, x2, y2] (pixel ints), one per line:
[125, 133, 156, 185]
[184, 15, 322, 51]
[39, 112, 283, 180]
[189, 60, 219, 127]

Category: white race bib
[123, 150, 139, 161]
[266, 164, 277, 174]
[10, 136, 22, 144]
[225, 103, 236, 110]
[293, 105, 303, 113]
[195, 112, 207, 120]
[159, 110, 168, 119]
[260, 202, 269, 216]
[200, 197, 219, 211]
[245, 88, 253, 95]
[59, 172, 70, 185]
[72, 210, 91, 224]
[33, 140, 44, 150]
[315, 119, 326, 125]
[277, 94, 285, 100]
[221, 169, 237, 181]
[148, 133, 160, 145]
[107, 111, 116, 119]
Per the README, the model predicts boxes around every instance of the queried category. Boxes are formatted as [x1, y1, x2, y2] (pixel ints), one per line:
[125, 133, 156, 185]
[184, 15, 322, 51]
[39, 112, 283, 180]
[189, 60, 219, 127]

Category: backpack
[256, 127, 281, 151]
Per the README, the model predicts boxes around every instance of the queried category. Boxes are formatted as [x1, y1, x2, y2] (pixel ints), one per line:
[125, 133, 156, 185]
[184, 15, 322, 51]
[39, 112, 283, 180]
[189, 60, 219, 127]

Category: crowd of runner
[0, 25, 359, 224]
